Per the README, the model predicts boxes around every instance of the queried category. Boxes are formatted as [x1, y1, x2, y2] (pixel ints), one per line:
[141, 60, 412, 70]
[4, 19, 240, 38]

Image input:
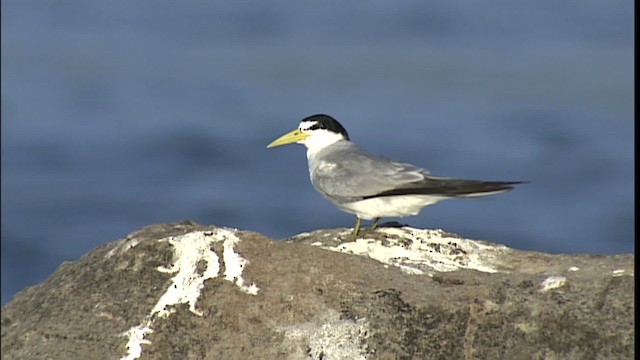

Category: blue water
[1, 1, 634, 305]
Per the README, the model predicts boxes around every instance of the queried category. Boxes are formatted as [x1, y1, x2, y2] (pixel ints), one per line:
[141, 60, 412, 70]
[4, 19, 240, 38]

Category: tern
[267, 114, 524, 239]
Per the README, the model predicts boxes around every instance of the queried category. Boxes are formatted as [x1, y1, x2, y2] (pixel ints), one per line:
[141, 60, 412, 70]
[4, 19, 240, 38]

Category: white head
[267, 114, 350, 156]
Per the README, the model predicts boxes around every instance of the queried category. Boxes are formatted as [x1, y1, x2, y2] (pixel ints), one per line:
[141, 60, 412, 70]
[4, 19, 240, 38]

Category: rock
[1, 221, 634, 360]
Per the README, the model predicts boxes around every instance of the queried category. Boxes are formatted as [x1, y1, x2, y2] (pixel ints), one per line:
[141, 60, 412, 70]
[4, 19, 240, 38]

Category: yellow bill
[267, 129, 310, 148]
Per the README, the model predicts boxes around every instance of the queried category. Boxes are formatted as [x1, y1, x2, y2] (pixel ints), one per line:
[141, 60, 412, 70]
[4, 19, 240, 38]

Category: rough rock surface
[1, 221, 634, 360]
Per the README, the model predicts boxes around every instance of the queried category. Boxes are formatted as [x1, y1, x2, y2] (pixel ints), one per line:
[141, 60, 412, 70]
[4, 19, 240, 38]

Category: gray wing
[311, 142, 523, 202]
[311, 143, 430, 202]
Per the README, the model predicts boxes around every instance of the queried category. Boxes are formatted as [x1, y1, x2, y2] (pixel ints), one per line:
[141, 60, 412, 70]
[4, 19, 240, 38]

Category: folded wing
[311, 142, 523, 202]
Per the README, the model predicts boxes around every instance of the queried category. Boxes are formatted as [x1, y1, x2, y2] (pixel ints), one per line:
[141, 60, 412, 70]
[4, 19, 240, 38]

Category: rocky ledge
[1, 221, 634, 359]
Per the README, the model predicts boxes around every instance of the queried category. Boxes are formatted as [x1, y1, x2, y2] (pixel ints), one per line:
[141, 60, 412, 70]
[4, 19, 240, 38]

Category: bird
[267, 114, 524, 240]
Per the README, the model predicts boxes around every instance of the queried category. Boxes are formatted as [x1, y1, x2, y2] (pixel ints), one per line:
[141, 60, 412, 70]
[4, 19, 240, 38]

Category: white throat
[300, 129, 345, 159]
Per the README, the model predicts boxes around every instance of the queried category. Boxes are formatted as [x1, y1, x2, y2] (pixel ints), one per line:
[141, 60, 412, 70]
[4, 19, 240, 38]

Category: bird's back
[309, 140, 523, 205]
[308, 140, 428, 203]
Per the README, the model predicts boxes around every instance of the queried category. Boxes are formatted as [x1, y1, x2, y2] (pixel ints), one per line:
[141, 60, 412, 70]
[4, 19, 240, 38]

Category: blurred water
[1, 0, 634, 305]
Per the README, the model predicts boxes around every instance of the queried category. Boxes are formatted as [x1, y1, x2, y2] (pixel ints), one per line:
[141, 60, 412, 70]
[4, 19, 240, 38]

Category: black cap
[300, 114, 350, 140]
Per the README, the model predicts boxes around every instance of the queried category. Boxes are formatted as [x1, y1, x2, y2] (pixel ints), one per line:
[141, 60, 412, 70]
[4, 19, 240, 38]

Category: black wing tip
[481, 180, 528, 191]
[365, 180, 527, 199]
[498, 180, 528, 189]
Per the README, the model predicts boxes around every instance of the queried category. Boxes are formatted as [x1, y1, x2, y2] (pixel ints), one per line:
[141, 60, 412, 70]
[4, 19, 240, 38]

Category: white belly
[335, 195, 448, 220]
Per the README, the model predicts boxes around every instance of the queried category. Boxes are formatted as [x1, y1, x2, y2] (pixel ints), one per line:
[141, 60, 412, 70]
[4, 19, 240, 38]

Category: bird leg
[352, 217, 361, 240]
[350, 217, 381, 241]
[369, 217, 381, 231]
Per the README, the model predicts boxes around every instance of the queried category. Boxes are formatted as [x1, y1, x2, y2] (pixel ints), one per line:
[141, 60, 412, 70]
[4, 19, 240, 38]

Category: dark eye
[308, 123, 324, 131]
